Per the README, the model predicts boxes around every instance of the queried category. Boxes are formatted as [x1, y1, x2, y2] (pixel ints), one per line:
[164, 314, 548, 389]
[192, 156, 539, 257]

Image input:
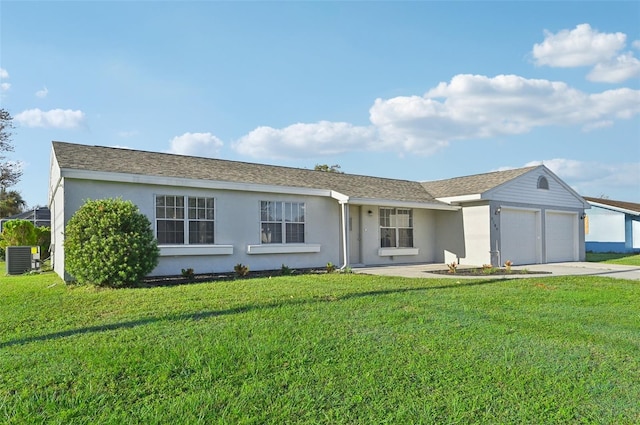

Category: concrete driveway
[353, 262, 640, 281]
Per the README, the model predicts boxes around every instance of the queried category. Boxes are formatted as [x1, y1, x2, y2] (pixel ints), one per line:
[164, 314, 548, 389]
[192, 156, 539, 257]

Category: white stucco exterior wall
[357, 207, 438, 266]
[54, 179, 342, 278]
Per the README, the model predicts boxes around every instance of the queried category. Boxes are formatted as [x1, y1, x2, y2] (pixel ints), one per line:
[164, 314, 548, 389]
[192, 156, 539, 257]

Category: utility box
[6, 246, 41, 275]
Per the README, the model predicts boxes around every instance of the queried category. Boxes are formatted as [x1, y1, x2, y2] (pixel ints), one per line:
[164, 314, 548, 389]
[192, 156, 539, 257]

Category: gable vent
[537, 176, 549, 190]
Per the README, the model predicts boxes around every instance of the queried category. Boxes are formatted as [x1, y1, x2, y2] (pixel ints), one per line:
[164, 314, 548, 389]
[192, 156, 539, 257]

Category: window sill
[159, 245, 234, 256]
[247, 244, 321, 255]
[378, 247, 419, 257]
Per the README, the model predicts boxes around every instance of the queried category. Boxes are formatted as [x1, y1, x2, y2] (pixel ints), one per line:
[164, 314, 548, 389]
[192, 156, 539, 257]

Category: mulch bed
[429, 267, 551, 276]
[140, 268, 328, 287]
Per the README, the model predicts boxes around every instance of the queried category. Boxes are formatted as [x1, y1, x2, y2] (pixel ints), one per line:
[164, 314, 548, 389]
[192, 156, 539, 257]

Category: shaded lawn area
[586, 252, 640, 266]
[1, 270, 639, 424]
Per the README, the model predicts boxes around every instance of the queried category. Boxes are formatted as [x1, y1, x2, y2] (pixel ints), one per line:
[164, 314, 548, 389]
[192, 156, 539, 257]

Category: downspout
[339, 200, 349, 270]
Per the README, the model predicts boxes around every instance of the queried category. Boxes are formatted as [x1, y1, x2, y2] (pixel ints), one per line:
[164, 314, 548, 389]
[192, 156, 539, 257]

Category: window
[537, 176, 549, 190]
[261, 201, 305, 244]
[156, 195, 214, 244]
[380, 207, 413, 248]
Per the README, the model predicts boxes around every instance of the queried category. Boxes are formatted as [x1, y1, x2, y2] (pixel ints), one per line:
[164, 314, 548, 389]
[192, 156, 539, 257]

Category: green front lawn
[1, 271, 639, 424]
[586, 252, 640, 266]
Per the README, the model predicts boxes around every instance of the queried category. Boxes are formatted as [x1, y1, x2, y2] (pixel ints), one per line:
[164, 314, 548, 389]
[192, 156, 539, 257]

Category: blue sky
[1, 1, 639, 208]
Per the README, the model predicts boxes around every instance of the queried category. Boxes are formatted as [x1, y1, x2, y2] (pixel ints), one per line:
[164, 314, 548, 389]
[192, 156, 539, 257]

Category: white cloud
[233, 121, 378, 159]
[14, 108, 86, 129]
[0, 68, 9, 92]
[35, 87, 49, 98]
[168, 132, 224, 157]
[532, 24, 625, 67]
[369, 74, 640, 154]
[587, 52, 640, 83]
[231, 74, 639, 159]
[532, 24, 640, 83]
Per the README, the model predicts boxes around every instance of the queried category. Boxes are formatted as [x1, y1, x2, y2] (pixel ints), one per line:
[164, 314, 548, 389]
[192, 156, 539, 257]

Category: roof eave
[588, 201, 640, 216]
[59, 168, 336, 198]
[348, 197, 460, 211]
[435, 194, 482, 204]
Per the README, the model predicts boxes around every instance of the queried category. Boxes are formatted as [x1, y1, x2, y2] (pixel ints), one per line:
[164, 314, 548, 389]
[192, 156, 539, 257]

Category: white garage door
[545, 211, 578, 263]
[500, 208, 541, 265]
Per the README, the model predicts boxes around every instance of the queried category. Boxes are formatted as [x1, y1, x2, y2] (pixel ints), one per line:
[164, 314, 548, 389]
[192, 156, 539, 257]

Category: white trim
[435, 195, 481, 204]
[331, 190, 349, 202]
[348, 197, 459, 211]
[378, 247, 420, 256]
[587, 201, 639, 216]
[159, 245, 233, 256]
[246, 244, 321, 255]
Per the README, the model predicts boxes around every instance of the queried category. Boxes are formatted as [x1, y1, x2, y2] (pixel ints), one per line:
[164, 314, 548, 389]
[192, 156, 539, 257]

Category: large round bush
[64, 198, 159, 287]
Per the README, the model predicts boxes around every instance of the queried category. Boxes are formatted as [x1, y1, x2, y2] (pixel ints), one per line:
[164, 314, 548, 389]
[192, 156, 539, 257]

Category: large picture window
[261, 201, 305, 244]
[379, 207, 413, 248]
[156, 195, 215, 244]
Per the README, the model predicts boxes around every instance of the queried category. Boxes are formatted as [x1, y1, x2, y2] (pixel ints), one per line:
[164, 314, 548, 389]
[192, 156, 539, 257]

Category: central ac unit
[6, 246, 41, 275]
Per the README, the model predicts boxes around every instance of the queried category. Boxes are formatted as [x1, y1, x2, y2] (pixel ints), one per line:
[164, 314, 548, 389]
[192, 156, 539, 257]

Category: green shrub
[181, 268, 195, 281]
[64, 198, 159, 287]
[326, 262, 336, 273]
[234, 263, 249, 277]
[281, 264, 295, 276]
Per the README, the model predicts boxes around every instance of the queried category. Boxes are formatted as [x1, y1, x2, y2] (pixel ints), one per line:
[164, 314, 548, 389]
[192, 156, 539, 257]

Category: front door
[349, 205, 361, 264]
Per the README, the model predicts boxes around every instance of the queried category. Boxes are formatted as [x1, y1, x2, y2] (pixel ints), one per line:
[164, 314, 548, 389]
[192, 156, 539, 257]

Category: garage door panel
[546, 212, 577, 262]
[501, 209, 540, 265]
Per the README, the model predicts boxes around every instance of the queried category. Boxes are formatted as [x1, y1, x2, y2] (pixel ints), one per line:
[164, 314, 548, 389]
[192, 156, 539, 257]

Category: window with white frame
[379, 207, 413, 248]
[260, 201, 305, 244]
[155, 195, 215, 245]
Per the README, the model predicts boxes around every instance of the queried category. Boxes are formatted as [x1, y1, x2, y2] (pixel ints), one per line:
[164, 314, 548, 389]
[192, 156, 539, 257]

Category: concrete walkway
[353, 262, 640, 281]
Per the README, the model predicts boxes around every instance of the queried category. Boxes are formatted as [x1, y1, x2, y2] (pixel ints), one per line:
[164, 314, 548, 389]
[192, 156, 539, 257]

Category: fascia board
[435, 194, 482, 204]
[588, 201, 640, 216]
[59, 169, 334, 198]
[330, 190, 350, 203]
[348, 197, 460, 211]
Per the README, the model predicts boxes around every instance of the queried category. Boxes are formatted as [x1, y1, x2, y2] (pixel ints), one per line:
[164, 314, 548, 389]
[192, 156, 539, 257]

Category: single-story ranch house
[584, 196, 640, 253]
[49, 141, 589, 281]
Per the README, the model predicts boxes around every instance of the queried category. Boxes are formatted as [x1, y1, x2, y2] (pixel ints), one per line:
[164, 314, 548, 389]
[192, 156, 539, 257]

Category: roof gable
[420, 166, 537, 198]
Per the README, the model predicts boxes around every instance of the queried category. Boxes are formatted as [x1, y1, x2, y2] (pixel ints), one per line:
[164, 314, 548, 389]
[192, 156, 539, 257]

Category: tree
[314, 164, 343, 173]
[0, 189, 27, 218]
[64, 198, 159, 287]
[0, 219, 50, 261]
[0, 109, 21, 190]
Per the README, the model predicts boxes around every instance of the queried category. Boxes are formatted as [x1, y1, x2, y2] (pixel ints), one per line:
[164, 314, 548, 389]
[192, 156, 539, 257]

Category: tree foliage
[0, 219, 50, 261]
[314, 164, 343, 173]
[64, 198, 160, 287]
[0, 189, 27, 218]
[0, 109, 21, 190]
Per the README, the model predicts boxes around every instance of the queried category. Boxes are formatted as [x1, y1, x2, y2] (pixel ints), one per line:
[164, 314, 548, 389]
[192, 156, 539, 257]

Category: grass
[586, 252, 640, 266]
[1, 268, 639, 424]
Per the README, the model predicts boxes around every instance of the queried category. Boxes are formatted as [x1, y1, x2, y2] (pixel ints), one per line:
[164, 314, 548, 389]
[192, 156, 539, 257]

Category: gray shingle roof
[420, 166, 539, 198]
[52, 141, 445, 205]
